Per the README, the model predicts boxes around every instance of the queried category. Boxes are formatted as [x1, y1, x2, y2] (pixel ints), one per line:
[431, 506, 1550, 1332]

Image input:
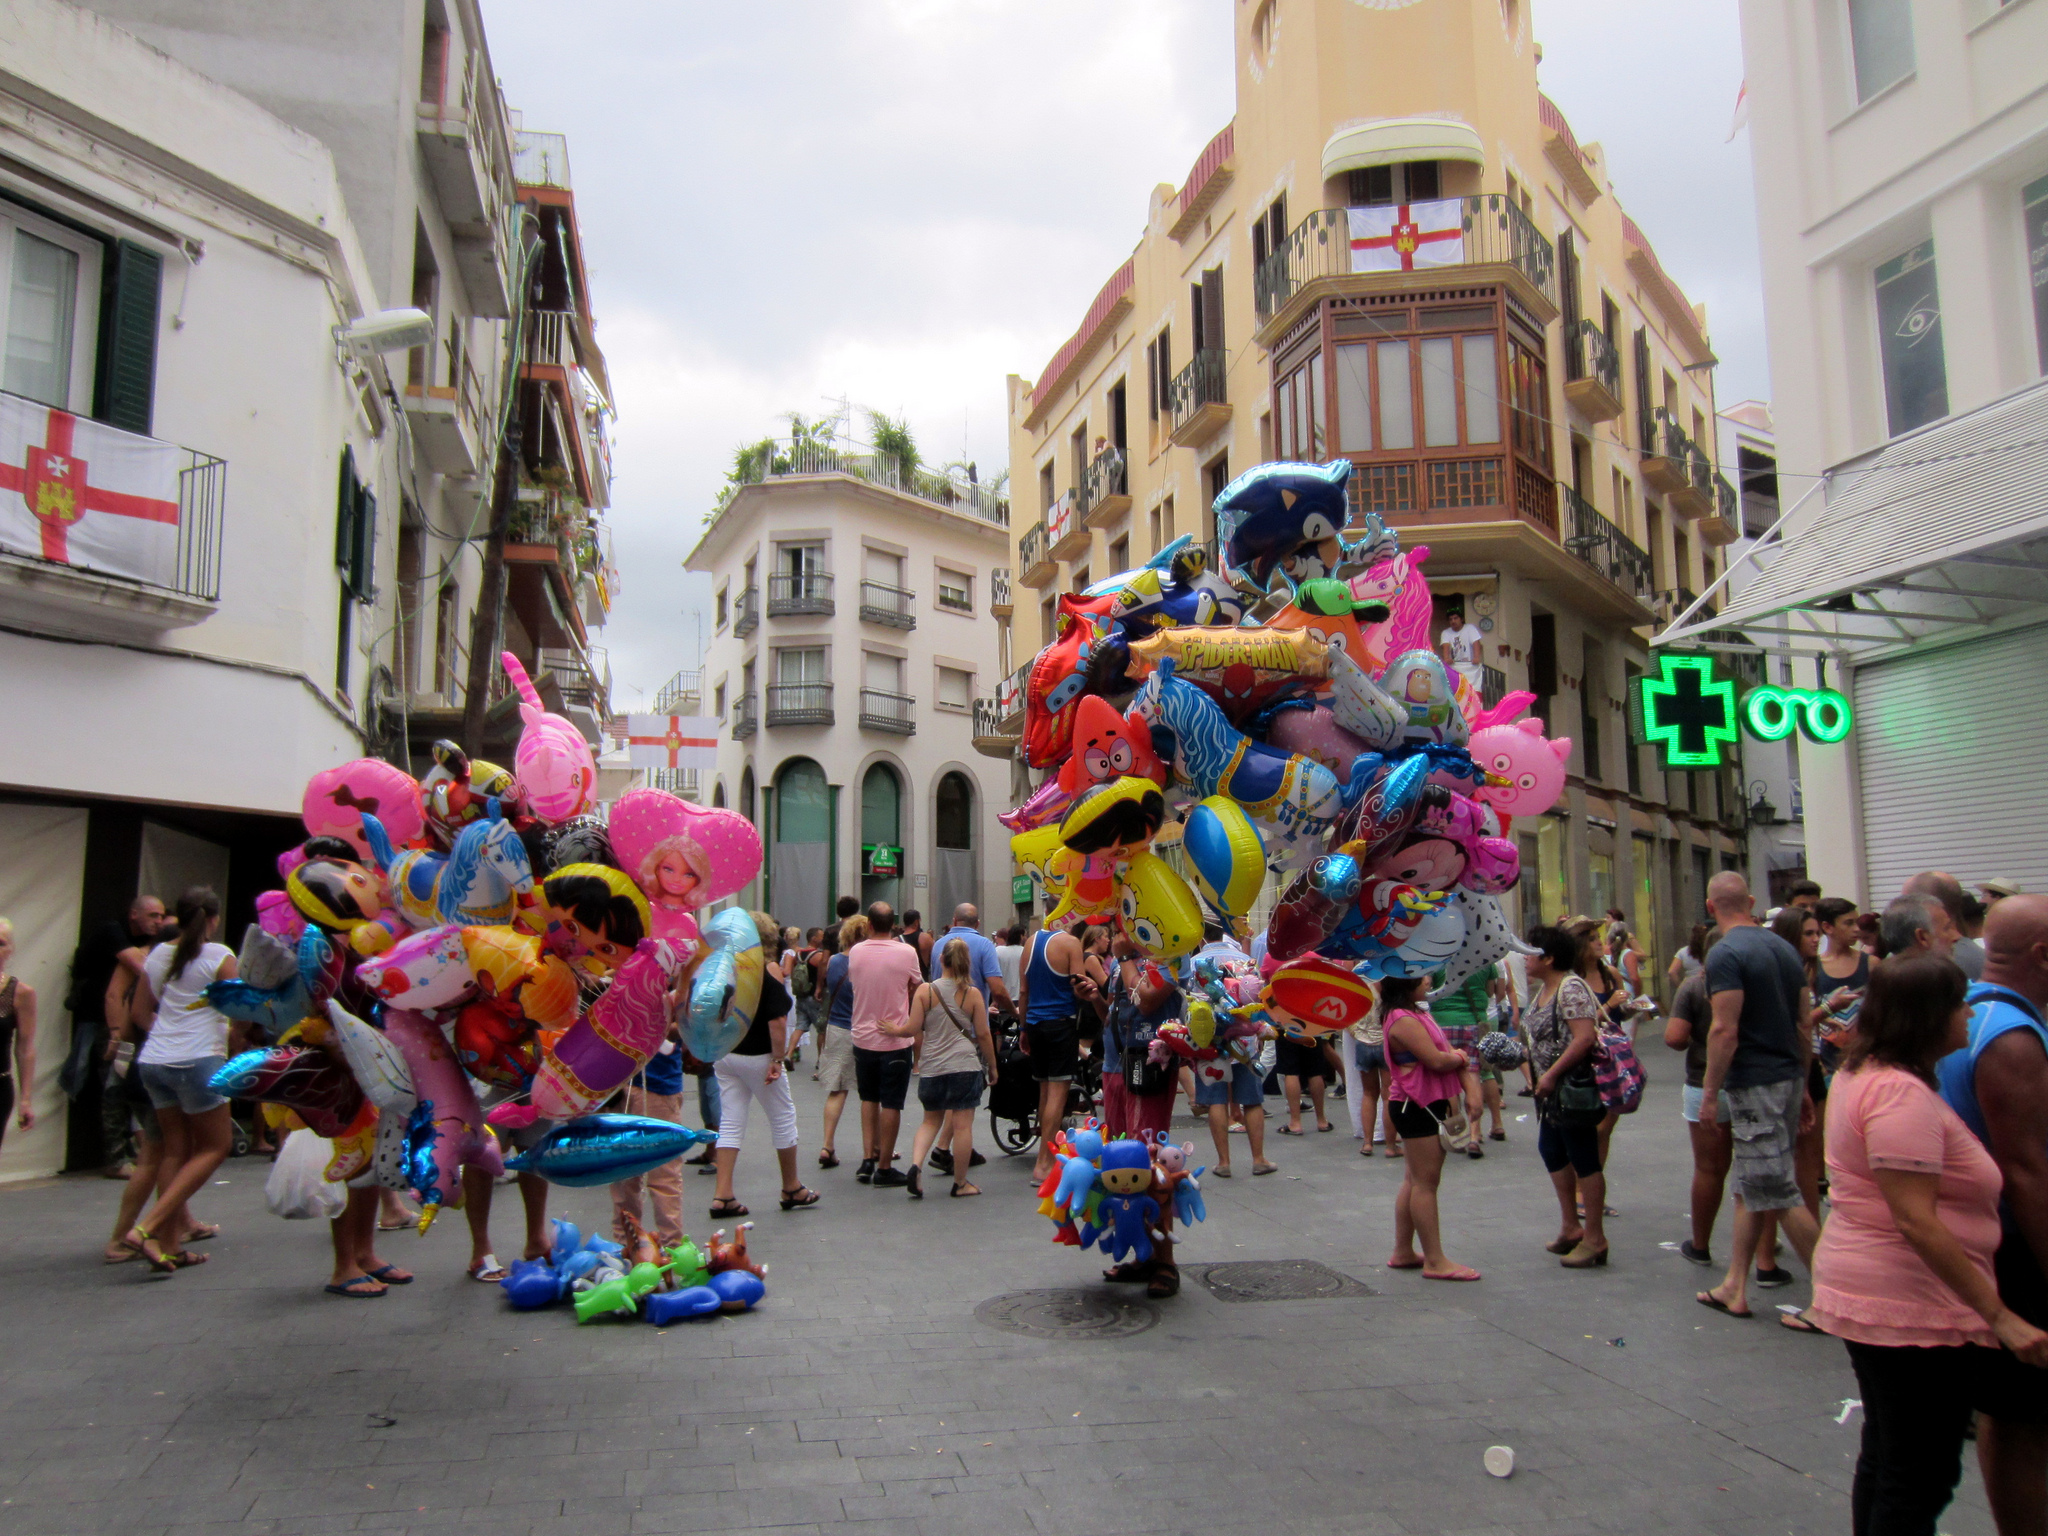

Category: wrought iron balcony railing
[730, 693, 757, 740]
[1566, 318, 1621, 395]
[858, 688, 916, 735]
[1560, 484, 1654, 599]
[859, 581, 916, 628]
[732, 585, 759, 636]
[766, 682, 833, 726]
[767, 571, 833, 616]
[1164, 349, 1227, 437]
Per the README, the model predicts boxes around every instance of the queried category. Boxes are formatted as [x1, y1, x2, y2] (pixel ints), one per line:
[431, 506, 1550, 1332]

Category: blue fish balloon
[502, 1114, 715, 1188]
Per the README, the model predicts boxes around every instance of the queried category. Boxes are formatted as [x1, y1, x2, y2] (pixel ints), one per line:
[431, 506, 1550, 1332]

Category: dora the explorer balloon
[606, 788, 764, 948]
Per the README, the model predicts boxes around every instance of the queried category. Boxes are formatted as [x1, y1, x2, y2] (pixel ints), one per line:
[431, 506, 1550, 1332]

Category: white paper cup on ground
[1484, 1445, 1515, 1478]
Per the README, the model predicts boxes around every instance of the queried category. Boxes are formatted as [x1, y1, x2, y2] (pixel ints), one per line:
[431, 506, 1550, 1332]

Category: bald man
[1696, 870, 1817, 1327]
[1939, 893, 2048, 1533]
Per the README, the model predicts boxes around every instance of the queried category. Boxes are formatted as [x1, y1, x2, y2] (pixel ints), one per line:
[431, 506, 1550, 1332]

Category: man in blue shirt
[928, 904, 1011, 1014]
[1937, 893, 2048, 1531]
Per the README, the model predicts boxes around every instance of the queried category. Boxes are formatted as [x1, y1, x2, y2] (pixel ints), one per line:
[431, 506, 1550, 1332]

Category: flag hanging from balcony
[1348, 198, 1465, 273]
[623, 714, 720, 771]
[0, 395, 181, 587]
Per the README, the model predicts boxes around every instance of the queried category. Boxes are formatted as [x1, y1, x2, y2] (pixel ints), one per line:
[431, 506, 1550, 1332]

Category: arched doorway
[711, 779, 725, 809]
[769, 758, 832, 929]
[932, 769, 975, 925]
[860, 763, 902, 912]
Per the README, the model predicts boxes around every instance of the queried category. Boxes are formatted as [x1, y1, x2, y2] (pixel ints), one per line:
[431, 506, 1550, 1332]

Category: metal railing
[1164, 349, 1227, 435]
[731, 693, 757, 739]
[766, 682, 833, 726]
[972, 696, 1007, 739]
[1046, 489, 1079, 550]
[996, 660, 1030, 721]
[174, 452, 227, 601]
[1254, 196, 1558, 325]
[768, 571, 834, 616]
[1018, 521, 1049, 576]
[652, 668, 702, 714]
[537, 645, 607, 725]
[716, 436, 1009, 526]
[1566, 319, 1620, 395]
[1714, 473, 1740, 526]
[1654, 409, 1714, 497]
[1653, 587, 1705, 625]
[528, 310, 577, 370]
[733, 585, 759, 636]
[990, 566, 1012, 610]
[420, 47, 513, 222]
[1478, 664, 1507, 711]
[1078, 444, 1128, 516]
[858, 688, 916, 735]
[859, 581, 916, 628]
[1560, 484, 1654, 598]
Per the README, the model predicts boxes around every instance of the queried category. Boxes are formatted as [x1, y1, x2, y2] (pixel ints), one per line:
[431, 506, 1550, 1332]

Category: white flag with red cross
[0, 395, 180, 586]
[623, 714, 720, 771]
[1348, 198, 1466, 273]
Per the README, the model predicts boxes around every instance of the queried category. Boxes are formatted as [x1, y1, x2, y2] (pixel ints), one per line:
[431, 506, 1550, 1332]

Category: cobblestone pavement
[0, 1070, 1996, 1536]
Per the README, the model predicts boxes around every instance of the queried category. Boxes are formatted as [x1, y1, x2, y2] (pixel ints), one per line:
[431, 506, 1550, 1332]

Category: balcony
[416, 50, 514, 318]
[1477, 664, 1508, 712]
[989, 566, 1013, 618]
[536, 644, 608, 745]
[0, 423, 225, 642]
[768, 571, 834, 617]
[1562, 320, 1623, 423]
[971, 697, 1016, 759]
[652, 667, 703, 714]
[1560, 485, 1654, 602]
[995, 660, 1028, 727]
[1539, 94, 1602, 205]
[1644, 411, 1714, 518]
[1698, 473, 1741, 547]
[733, 585, 759, 637]
[1254, 197, 1558, 346]
[505, 524, 593, 652]
[402, 357, 487, 476]
[859, 688, 916, 735]
[859, 581, 916, 629]
[1047, 490, 1089, 563]
[767, 682, 833, 727]
[1652, 587, 1708, 628]
[1017, 522, 1055, 588]
[1080, 446, 1131, 529]
[731, 693, 758, 740]
[1165, 350, 1230, 448]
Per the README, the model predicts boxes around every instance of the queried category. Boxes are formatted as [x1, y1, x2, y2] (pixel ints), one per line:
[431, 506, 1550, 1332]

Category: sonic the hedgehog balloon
[1214, 459, 1395, 596]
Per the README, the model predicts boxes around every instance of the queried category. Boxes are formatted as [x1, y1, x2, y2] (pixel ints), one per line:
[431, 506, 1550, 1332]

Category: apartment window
[1040, 594, 1056, 645]
[1038, 460, 1055, 515]
[778, 647, 826, 701]
[1623, 662, 1644, 797]
[1847, 0, 1914, 103]
[863, 650, 902, 693]
[1335, 326, 1501, 456]
[714, 584, 728, 630]
[1349, 162, 1439, 206]
[1251, 193, 1289, 269]
[936, 568, 972, 612]
[1875, 239, 1948, 436]
[1602, 294, 1621, 346]
[936, 665, 972, 711]
[1191, 269, 1224, 356]
[1508, 338, 1549, 467]
[433, 583, 458, 693]
[1633, 327, 1656, 453]
[1145, 339, 1159, 420]
[1149, 326, 1171, 421]
[713, 681, 726, 717]
[1108, 535, 1129, 573]
[1275, 350, 1327, 458]
[1580, 639, 1605, 783]
[1108, 379, 1128, 452]
[0, 203, 108, 415]
[1673, 527, 1693, 592]
[1069, 422, 1088, 489]
[1149, 495, 1175, 557]
[2024, 174, 2048, 375]
[1071, 566, 1090, 593]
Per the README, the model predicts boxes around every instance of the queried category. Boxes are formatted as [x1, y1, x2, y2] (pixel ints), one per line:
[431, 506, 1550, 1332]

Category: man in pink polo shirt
[848, 902, 925, 1187]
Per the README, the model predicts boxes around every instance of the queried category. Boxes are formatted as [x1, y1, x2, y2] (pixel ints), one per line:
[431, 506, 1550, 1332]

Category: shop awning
[1322, 118, 1485, 180]
[1656, 379, 2048, 661]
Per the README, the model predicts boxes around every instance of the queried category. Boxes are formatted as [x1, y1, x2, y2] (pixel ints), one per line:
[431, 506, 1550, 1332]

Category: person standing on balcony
[1438, 606, 1485, 694]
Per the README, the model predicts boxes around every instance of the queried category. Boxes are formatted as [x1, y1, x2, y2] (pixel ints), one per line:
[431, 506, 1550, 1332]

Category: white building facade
[687, 460, 1015, 935]
[1664, 0, 2048, 901]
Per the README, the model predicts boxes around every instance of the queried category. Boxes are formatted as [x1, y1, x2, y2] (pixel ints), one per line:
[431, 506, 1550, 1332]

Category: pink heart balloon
[607, 788, 763, 914]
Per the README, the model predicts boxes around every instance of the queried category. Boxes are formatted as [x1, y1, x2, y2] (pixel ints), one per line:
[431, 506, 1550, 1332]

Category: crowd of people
[29, 861, 2048, 1534]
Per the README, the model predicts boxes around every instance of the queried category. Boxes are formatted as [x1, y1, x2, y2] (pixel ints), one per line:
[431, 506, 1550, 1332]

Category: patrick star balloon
[607, 788, 763, 947]
[500, 652, 597, 825]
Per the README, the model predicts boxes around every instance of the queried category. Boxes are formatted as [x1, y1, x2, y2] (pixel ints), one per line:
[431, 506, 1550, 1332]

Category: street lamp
[1746, 780, 1780, 826]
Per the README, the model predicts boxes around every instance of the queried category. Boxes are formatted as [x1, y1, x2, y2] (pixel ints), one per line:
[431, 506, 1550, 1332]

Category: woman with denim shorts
[122, 887, 238, 1275]
[898, 939, 997, 1199]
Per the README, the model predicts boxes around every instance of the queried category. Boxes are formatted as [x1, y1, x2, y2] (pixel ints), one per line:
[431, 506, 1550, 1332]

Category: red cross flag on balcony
[1348, 198, 1465, 273]
[624, 714, 720, 771]
[0, 395, 181, 586]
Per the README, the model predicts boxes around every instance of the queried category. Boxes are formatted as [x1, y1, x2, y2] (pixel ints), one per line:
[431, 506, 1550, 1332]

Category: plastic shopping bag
[266, 1128, 346, 1220]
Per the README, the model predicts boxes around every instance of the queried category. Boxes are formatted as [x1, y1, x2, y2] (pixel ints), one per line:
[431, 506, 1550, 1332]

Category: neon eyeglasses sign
[1634, 652, 1853, 771]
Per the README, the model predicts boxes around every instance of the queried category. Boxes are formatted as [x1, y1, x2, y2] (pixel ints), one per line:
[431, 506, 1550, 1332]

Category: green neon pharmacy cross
[1636, 652, 1856, 771]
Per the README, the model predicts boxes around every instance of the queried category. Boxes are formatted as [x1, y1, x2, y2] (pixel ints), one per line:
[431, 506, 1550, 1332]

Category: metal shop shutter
[1856, 624, 2048, 897]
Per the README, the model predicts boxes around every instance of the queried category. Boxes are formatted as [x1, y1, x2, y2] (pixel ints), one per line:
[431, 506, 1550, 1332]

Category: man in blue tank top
[1018, 919, 1090, 1182]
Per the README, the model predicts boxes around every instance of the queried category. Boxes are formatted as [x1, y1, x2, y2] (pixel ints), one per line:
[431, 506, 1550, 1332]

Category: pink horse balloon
[383, 1007, 502, 1230]
[500, 652, 597, 825]
[488, 938, 684, 1129]
[607, 788, 763, 947]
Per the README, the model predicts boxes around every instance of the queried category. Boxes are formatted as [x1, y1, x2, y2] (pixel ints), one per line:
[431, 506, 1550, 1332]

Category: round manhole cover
[1196, 1260, 1374, 1302]
[974, 1288, 1161, 1339]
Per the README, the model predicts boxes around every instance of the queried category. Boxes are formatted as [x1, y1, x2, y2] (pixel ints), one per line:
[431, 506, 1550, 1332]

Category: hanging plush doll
[1093, 1140, 1162, 1266]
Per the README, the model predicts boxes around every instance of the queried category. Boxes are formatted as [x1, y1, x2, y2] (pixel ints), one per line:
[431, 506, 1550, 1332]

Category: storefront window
[1875, 239, 1948, 436]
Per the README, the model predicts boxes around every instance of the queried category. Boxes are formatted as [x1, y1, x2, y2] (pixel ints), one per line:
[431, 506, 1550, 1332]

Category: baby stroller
[986, 1015, 1101, 1156]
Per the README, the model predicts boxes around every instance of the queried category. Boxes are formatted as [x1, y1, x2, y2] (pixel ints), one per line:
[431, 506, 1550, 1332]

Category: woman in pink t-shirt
[1381, 976, 1479, 1283]
[1807, 956, 2048, 1535]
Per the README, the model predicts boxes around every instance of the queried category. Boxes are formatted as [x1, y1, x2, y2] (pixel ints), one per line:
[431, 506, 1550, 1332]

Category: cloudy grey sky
[484, 0, 1761, 709]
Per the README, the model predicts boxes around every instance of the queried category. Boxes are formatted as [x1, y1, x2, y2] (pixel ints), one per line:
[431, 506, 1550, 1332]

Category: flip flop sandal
[367, 1264, 414, 1285]
[376, 1218, 416, 1231]
[1210, 1166, 1233, 1178]
[1252, 1162, 1279, 1175]
[122, 1228, 176, 1276]
[1274, 1126, 1304, 1136]
[1695, 1290, 1753, 1319]
[1146, 1264, 1181, 1299]
[467, 1255, 509, 1283]
[1386, 1257, 1425, 1270]
[1422, 1266, 1482, 1282]
[165, 1250, 208, 1269]
[1779, 1310, 1827, 1335]
[325, 1276, 387, 1298]
[183, 1223, 220, 1242]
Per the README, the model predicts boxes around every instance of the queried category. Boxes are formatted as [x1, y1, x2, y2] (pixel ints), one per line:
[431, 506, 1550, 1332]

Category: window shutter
[1557, 230, 1579, 329]
[1633, 327, 1656, 454]
[1201, 269, 1225, 355]
[336, 447, 376, 601]
[93, 240, 161, 435]
[1146, 339, 1158, 419]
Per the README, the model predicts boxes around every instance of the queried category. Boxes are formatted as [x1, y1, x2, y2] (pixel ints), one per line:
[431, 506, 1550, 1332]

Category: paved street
[0, 1070, 1996, 1536]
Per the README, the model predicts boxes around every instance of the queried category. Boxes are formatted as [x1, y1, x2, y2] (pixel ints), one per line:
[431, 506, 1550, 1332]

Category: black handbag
[1109, 976, 1173, 1097]
[1546, 1063, 1606, 1127]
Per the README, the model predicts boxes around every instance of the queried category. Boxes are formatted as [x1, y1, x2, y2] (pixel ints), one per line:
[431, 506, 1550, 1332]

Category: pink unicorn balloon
[501, 652, 597, 825]
[607, 788, 763, 945]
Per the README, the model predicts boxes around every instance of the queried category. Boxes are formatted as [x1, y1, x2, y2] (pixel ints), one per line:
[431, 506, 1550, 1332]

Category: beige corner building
[991, 0, 1746, 964]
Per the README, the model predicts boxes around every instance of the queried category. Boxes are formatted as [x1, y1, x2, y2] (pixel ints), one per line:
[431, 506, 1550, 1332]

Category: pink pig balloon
[1469, 718, 1573, 821]
[500, 652, 597, 825]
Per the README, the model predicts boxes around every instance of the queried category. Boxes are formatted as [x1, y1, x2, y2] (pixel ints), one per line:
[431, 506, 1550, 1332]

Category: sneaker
[1755, 1266, 1795, 1289]
[1679, 1241, 1714, 1267]
[856, 1158, 877, 1184]
[872, 1167, 910, 1188]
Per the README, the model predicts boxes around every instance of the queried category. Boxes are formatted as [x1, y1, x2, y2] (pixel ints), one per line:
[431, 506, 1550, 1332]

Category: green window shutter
[93, 240, 162, 435]
[335, 447, 375, 600]
[1633, 327, 1655, 455]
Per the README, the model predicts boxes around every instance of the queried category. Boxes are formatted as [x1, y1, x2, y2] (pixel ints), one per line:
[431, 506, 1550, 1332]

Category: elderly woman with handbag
[1525, 924, 1611, 1269]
